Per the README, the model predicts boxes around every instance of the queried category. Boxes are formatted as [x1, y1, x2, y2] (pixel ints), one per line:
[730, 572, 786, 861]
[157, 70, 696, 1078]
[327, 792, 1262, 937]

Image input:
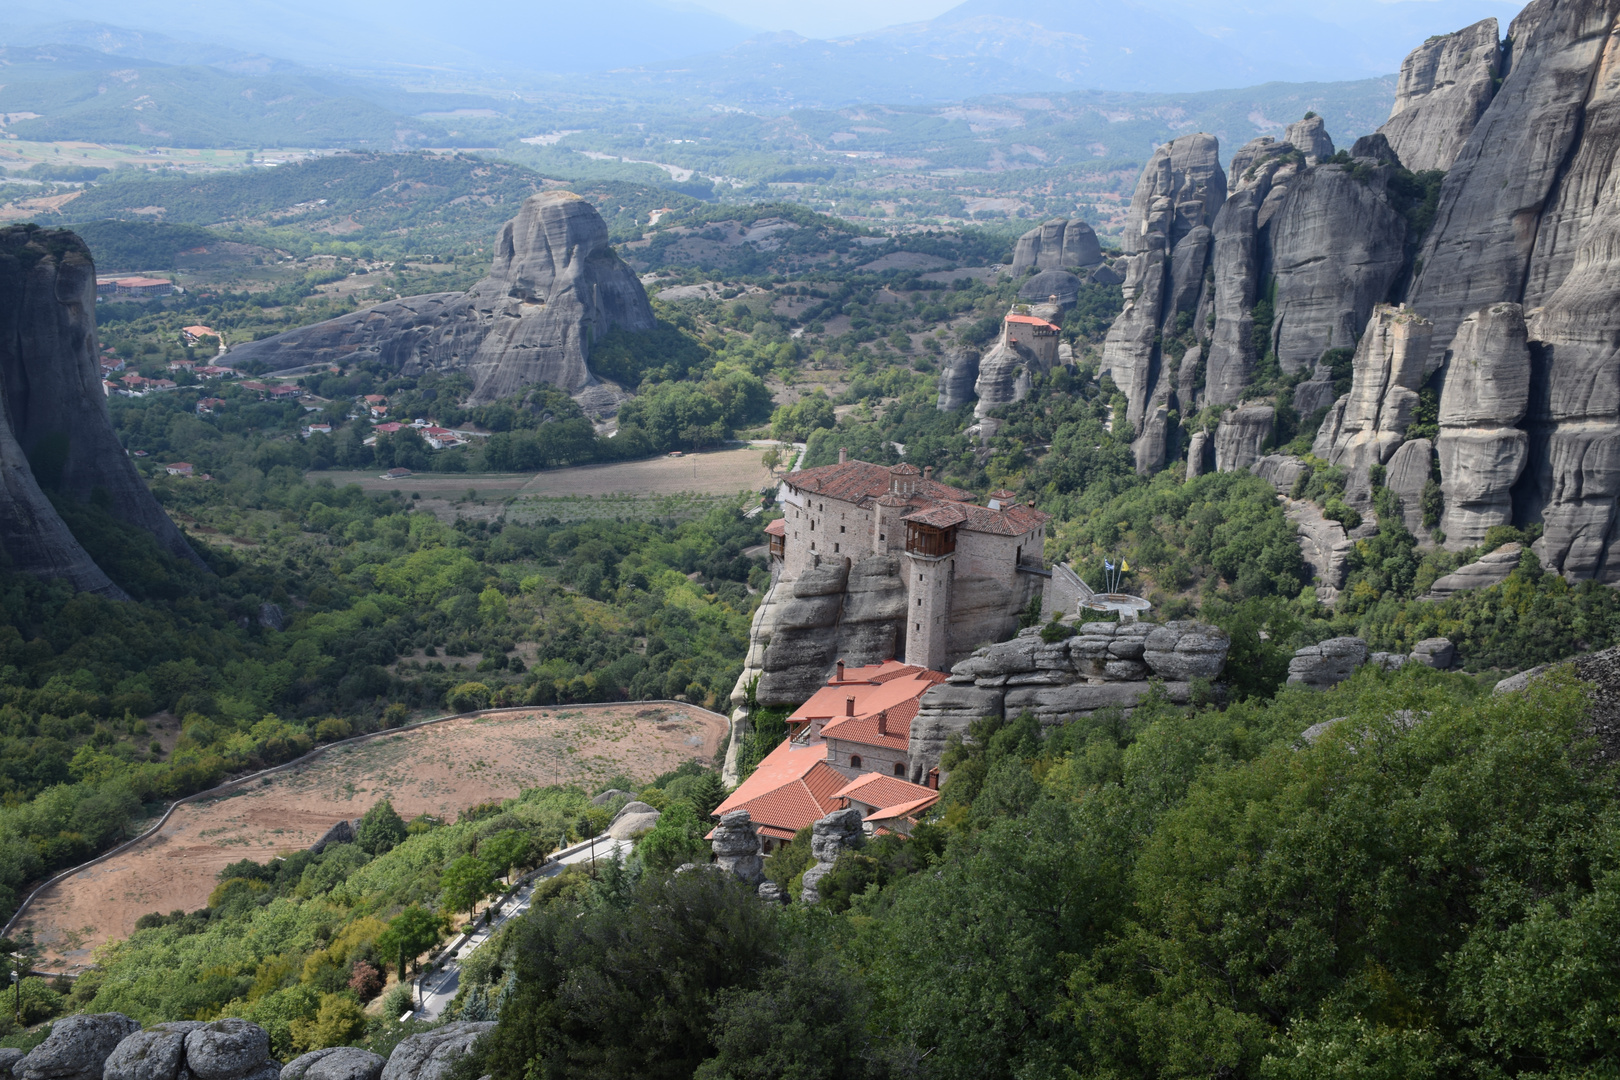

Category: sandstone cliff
[0, 226, 204, 596]
[228, 192, 655, 411]
[1378, 18, 1502, 172]
[1099, 134, 1226, 474]
[1010, 219, 1102, 273]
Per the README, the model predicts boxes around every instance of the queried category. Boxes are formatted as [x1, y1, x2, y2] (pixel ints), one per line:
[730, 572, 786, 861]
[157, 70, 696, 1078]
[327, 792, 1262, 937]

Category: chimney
[877, 710, 888, 736]
[846, 696, 855, 716]
[835, 660, 844, 681]
[838, 446, 848, 464]
[924, 466, 933, 480]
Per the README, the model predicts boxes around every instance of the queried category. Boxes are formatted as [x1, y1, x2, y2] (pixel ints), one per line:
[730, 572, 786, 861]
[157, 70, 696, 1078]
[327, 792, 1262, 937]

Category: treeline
[430, 665, 1620, 1080]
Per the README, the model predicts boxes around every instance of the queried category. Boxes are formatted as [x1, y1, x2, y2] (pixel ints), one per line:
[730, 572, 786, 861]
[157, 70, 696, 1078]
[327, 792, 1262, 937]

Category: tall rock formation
[1436, 303, 1532, 547]
[1378, 18, 1503, 172]
[1010, 219, 1102, 273]
[1283, 114, 1335, 165]
[1312, 304, 1438, 503]
[1100, 134, 1226, 473]
[0, 226, 205, 597]
[228, 192, 655, 411]
[1407, 0, 1620, 356]
[0, 229, 203, 569]
[935, 346, 980, 412]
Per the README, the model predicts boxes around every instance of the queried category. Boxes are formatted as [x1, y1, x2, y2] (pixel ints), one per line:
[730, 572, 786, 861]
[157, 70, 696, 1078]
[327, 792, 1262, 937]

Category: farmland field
[14, 704, 727, 974]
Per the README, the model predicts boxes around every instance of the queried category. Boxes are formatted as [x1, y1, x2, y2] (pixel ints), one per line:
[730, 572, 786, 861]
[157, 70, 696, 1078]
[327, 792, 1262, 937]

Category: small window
[893, 762, 906, 776]
[880, 533, 885, 541]
[811, 542, 816, 551]
[834, 543, 840, 553]
[850, 754, 862, 769]
[840, 525, 846, 533]
[917, 598, 922, 606]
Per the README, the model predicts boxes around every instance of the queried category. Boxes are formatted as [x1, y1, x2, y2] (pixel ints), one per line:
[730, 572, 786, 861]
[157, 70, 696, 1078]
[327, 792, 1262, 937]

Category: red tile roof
[764, 518, 786, 536]
[788, 460, 975, 506]
[866, 793, 940, 823]
[833, 772, 938, 812]
[1005, 313, 1060, 331]
[711, 740, 847, 837]
[904, 500, 1049, 537]
[794, 661, 947, 751]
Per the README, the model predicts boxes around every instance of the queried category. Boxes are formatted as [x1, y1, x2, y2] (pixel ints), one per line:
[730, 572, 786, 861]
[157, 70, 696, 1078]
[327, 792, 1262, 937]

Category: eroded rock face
[18, 1014, 142, 1080]
[228, 193, 655, 410]
[1385, 438, 1435, 534]
[709, 810, 764, 885]
[1101, 134, 1226, 472]
[974, 339, 1047, 419]
[1436, 303, 1531, 547]
[379, 1023, 495, 1080]
[1214, 404, 1274, 473]
[1379, 18, 1502, 172]
[1267, 163, 1408, 375]
[1011, 219, 1102, 272]
[280, 1048, 385, 1080]
[1017, 270, 1083, 307]
[935, 346, 981, 411]
[1313, 305, 1438, 503]
[185, 1020, 272, 1080]
[1285, 114, 1335, 164]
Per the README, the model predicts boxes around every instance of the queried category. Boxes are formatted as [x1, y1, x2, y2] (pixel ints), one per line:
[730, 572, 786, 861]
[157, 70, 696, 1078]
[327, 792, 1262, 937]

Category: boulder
[1214, 404, 1274, 473]
[589, 788, 633, 807]
[0, 1050, 25, 1077]
[935, 346, 981, 412]
[1422, 543, 1522, 600]
[379, 1023, 495, 1080]
[608, 802, 660, 841]
[800, 808, 865, 904]
[1410, 637, 1458, 669]
[1298, 716, 1349, 743]
[184, 1020, 270, 1080]
[1011, 219, 1102, 273]
[1369, 652, 1408, 672]
[1250, 454, 1306, 496]
[757, 880, 788, 904]
[1286, 637, 1370, 690]
[709, 810, 764, 885]
[1378, 18, 1502, 173]
[1349, 133, 1402, 166]
[1141, 621, 1230, 681]
[228, 193, 654, 410]
[309, 818, 360, 856]
[16, 1013, 141, 1080]
[280, 1049, 385, 1080]
[104, 1022, 206, 1080]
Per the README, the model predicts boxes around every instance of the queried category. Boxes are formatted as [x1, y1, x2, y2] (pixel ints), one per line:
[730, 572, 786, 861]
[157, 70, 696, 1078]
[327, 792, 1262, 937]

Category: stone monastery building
[767, 453, 1050, 672]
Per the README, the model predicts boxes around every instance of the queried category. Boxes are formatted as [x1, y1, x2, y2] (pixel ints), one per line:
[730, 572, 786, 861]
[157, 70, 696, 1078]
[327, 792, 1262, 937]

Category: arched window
[893, 761, 905, 776]
[850, 754, 862, 769]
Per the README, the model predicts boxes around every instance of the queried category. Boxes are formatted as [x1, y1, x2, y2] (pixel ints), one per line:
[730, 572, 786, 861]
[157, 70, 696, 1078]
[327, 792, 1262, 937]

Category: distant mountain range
[3, 0, 1517, 100]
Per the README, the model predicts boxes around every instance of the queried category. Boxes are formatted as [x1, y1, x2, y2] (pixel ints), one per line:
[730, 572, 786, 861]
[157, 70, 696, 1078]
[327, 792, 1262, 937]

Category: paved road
[410, 834, 627, 1020]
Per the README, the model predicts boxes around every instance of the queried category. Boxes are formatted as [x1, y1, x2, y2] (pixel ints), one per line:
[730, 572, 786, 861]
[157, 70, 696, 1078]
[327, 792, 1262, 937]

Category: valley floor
[14, 703, 726, 975]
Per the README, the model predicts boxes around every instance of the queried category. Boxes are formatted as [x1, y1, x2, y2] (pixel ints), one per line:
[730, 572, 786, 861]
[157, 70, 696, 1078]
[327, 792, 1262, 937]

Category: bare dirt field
[309, 447, 771, 523]
[17, 704, 726, 974]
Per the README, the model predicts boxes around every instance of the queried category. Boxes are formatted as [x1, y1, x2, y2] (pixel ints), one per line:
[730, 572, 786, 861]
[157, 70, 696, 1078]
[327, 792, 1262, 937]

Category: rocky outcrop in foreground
[228, 193, 654, 411]
[0, 226, 205, 598]
[907, 620, 1229, 778]
[709, 810, 764, 886]
[1422, 543, 1522, 600]
[1495, 642, 1620, 762]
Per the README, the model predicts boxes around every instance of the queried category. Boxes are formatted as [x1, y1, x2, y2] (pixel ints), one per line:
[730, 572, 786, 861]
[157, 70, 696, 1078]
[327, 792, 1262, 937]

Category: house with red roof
[711, 660, 945, 849]
[775, 453, 1049, 671]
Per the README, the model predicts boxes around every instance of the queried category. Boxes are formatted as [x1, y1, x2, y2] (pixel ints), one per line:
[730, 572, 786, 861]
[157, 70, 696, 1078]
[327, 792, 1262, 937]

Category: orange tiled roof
[795, 661, 947, 751]
[904, 500, 1049, 537]
[866, 792, 940, 823]
[711, 740, 846, 837]
[764, 518, 786, 537]
[833, 772, 938, 811]
[1005, 313, 1060, 331]
[788, 460, 976, 506]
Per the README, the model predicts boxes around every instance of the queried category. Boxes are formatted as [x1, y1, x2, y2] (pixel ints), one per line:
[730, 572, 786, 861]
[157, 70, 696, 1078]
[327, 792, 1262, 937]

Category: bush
[447, 683, 492, 713]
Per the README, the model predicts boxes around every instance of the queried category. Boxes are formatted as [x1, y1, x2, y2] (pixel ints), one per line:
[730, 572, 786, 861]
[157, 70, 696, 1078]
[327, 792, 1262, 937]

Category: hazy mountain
[598, 0, 1517, 104]
[0, 0, 756, 79]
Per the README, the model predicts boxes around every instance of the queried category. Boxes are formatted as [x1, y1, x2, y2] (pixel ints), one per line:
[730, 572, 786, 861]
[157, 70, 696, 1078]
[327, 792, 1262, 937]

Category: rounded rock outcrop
[280, 1047, 386, 1080]
[184, 1019, 272, 1080]
[379, 1022, 495, 1080]
[104, 1022, 207, 1080]
[1286, 637, 1370, 690]
[16, 1013, 141, 1080]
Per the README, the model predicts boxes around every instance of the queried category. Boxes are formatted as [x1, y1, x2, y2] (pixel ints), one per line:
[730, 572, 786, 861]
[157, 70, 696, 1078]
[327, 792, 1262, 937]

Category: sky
[687, 0, 1518, 43]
